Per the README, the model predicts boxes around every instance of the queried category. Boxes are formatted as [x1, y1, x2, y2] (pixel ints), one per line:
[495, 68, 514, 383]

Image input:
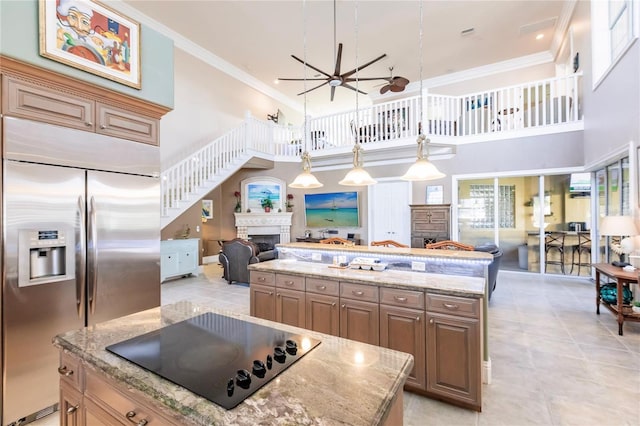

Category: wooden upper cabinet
[0, 56, 170, 146]
[96, 103, 158, 145]
[3, 77, 95, 131]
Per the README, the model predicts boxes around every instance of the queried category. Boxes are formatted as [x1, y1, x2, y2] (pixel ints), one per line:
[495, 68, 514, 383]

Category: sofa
[473, 242, 503, 301]
[219, 238, 276, 284]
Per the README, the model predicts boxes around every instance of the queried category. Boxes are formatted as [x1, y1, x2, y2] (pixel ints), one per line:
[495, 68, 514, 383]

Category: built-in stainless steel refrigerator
[2, 117, 161, 425]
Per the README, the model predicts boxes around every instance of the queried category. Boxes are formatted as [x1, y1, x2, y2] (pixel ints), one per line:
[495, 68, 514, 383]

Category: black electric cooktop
[106, 312, 321, 409]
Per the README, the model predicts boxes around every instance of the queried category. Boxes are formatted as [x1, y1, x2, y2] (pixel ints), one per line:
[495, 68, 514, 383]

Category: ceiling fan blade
[291, 55, 332, 78]
[330, 86, 336, 101]
[278, 78, 331, 81]
[392, 76, 410, 86]
[297, 81, 329, 96]
[380, 85, 391, 95]
[341, 83, 368, 96]
[389, 85, 405, 93]
[334, 43, 343, 76]
[341, 53, 387, 78]
[344, 77, 390, 82]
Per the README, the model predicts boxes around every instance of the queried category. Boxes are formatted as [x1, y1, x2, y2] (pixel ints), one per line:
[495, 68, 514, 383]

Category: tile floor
[34, 264, 640, 425]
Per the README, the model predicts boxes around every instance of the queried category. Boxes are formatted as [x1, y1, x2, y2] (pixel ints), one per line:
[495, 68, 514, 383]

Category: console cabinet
[161, 239, 199, 282]
[410, 204, 451, 248]
[250, 270, 482, 410]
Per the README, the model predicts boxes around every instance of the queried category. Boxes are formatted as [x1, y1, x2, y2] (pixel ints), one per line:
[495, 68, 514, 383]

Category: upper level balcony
[252, 73, 583, 161]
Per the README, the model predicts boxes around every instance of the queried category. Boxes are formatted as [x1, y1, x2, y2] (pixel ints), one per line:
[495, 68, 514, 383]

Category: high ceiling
[121, 0, 569, 115]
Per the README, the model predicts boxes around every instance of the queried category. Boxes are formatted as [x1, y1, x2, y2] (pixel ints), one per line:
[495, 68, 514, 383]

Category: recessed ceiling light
[536, 33, 544, 40]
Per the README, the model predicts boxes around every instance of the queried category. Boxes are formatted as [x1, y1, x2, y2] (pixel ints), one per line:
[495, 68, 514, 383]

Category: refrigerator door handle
[88, 196, 98, 314]
[77, 196, 86, 317]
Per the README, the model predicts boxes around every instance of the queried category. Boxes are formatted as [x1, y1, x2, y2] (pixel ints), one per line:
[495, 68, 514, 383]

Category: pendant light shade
[340, 144, 377, 186]
[402, 135, 445, 181]
[289, 152, 323, 188]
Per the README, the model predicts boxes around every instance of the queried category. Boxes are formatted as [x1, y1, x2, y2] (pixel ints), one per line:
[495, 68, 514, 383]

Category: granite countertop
[54, 302, 413, 426]
[277, 242, 493, 262]
[249, 260, 485, 297]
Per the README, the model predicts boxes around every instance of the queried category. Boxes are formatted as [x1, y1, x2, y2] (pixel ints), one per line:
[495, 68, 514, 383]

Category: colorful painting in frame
[202, 200, 213, 219]
[39, 0, 141, 89]
[304, 192, 359, 227]
[241, 177, 285, 212]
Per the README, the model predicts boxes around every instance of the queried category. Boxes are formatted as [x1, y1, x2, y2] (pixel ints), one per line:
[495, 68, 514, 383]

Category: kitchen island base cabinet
[340, 299, 380, 346]
[60, 381, 82, 426]
[306, 293, 340, 336]
[276, 287, 305, 327]
[250, 283, 276, 321]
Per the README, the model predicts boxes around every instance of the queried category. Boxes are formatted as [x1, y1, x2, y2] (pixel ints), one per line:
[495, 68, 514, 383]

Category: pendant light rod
[289, 0, 322, 189]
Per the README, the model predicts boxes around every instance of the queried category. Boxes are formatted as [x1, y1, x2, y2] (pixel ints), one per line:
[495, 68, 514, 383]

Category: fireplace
[248, 234, 280, 252]
[234, 212, 292, 246]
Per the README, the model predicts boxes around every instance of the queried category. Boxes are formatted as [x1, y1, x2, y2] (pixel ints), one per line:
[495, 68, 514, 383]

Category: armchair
[219, 238, 260, 284]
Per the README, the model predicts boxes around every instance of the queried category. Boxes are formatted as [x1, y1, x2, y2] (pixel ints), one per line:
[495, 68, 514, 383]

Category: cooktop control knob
[252, 360, 266, 378]
[266, 354, 273, 369]
[274, 346, 286, 363]
[227, 378, 234, 396]
[236, 369, 251, 389]
[285, 339, 298, 355]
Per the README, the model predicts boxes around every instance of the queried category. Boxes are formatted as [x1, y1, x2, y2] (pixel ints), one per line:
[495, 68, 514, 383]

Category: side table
[593, 263, 639, 335]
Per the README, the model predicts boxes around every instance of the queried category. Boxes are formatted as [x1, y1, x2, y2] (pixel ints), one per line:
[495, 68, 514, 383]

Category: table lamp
[599, 215, 639, 264]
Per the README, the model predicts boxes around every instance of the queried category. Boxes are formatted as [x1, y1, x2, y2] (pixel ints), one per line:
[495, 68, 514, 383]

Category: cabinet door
[83, 397, 122, 426]
[340, 299, 379, 345]
[250, 284, 276, 321]
[275, 288, 305, 327]
[60, 381, 83, 426]
[96, 103, 159, 145]
[426, 312, 480, 408]
[179, 249, 198, 272]
[306, 293, 340, 336]
[161, 253, 179, 281]
[380, 305, 426, 390]
[3, 77, 95, 131]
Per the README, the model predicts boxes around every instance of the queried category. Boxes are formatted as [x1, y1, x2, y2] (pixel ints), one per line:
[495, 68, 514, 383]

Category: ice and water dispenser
[18, 229, 75, 287]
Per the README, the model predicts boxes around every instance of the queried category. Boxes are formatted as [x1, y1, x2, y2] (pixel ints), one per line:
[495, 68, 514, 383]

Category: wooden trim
[0, 55, 171, 119]
[425, 240, 474, 251]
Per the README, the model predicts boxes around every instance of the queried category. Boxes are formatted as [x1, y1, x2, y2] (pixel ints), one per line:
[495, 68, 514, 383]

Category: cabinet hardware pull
[258, 277, 266, 281]
[352, 290, 364, 296]
[268, 291, 273, 295]
[317, 285, 326, 290]
[416, 316, 420, 321]
[66, 404, 79, 414]
[57, 366, 73, 376]
[100, 124, 107, 129]
[85, 121, 93, 127]
[125, 411, 149, 426]
[429, 318, 434, 324]
[394, 296, 407, 302]
[341, 304, 346, 308]
[277, 293, 281, 297]
[443, 303, 459, 310]
[285, 280, 294, 285]
[331, 302, 336, 307]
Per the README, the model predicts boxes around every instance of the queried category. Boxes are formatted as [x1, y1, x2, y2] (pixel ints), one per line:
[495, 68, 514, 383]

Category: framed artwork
[39, 0, 141, 89]
[241, 177, 285, 212]
[202, 199, 213, 219]
[426, 185, 444, 204]
[304, 192, 359, 227]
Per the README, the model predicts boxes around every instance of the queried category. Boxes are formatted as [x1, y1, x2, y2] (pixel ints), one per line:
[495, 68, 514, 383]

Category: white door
[369, 180, 411, 245]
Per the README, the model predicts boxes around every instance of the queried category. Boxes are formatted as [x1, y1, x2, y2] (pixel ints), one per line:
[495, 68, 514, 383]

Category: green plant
[261, 198, 273, 209]
[633, 300, 640, 308]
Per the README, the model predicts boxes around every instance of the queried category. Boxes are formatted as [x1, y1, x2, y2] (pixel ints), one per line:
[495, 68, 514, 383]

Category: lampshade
[339, 166, 377, 186]
[289, 166, 323, 189]
[599, 215, 638, 236]
[402, 135, 444, 181]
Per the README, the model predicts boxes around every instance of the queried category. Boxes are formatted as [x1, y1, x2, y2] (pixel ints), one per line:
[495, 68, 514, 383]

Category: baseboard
[203, 255, 219, 264]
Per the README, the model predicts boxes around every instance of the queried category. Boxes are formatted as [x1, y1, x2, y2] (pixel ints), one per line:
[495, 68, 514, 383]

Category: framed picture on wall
[426, 185, 444, 204]
[39, 0, 141, 89]
[241, 177, 285, 212]
[202, 199, 213, 219]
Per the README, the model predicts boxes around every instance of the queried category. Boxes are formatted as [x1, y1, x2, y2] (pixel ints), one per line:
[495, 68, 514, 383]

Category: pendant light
[340, 1, 376, 187]
[401, 0, 445, 182]
[289, 0, 323, 189]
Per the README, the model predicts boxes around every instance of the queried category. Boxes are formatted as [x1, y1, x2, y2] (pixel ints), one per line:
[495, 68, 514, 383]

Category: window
[467, 184, 515, 229]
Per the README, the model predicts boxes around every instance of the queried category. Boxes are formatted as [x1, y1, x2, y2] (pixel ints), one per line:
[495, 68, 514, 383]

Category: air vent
[460, 27, 475, 36]
[519, 17, 557, 35]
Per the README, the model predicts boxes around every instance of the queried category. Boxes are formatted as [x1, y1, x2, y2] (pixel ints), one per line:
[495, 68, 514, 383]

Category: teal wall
[0, 0, 174, 109]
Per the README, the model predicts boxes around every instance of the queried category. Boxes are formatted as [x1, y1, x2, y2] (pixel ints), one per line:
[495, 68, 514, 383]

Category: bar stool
[545, 232, 566, 274]
[570, 231, 591, 275]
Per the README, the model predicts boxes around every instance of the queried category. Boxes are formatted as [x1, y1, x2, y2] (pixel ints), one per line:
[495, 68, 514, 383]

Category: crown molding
[110, 0, 304, 114]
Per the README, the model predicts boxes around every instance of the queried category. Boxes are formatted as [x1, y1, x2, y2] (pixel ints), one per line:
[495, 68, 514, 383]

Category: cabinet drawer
[340, 282, 378, 302]
[306, 278, 339, 296]
[96, 103, 159, 145]
[380, 287, 425, 309]
[251, 271, 275, 286]
[426, 294, 479, 318]
[276, 274, 304, 291]
[85, 370, 171, 425]
[412, 221, 448, 233]
[58, 351, 82, 390]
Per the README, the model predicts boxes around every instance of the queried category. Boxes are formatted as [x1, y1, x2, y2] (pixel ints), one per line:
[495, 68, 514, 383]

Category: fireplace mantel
[234, 212, 292, 243]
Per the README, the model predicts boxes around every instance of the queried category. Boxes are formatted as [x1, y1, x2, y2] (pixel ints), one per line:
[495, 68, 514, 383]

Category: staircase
[160, 117, 301, 228]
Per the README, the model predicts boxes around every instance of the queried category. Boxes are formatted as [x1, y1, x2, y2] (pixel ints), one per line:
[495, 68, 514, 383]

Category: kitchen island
[248, 252, 486, 411]
[53, 301, 413, 425]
